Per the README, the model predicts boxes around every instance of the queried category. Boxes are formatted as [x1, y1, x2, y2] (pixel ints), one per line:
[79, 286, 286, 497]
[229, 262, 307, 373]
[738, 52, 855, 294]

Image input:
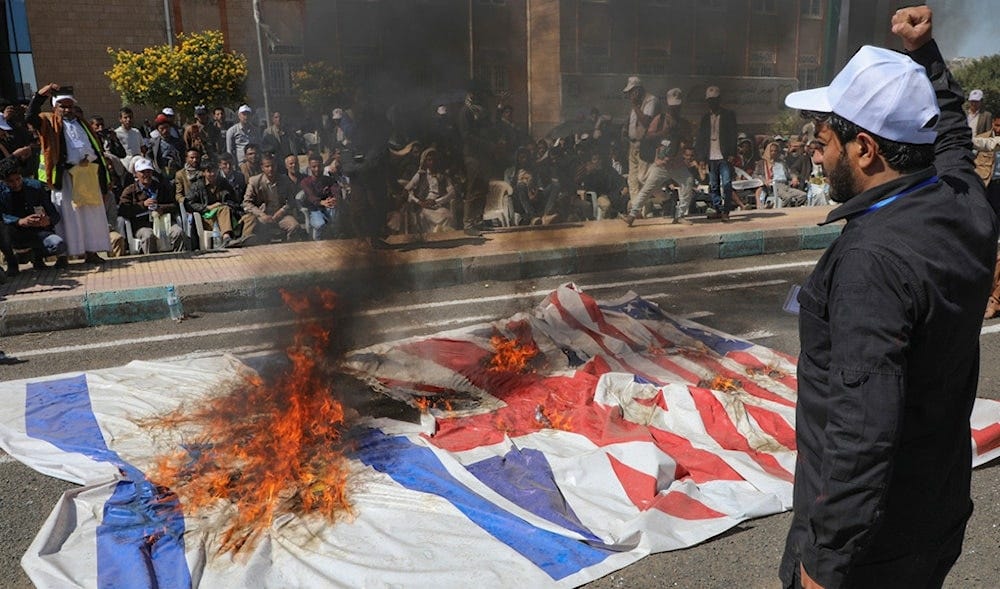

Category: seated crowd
[0, 81, 831, 278]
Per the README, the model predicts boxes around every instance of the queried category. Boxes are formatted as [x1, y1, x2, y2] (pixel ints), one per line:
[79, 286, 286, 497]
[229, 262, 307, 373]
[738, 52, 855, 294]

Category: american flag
[1, 284, 997, 588]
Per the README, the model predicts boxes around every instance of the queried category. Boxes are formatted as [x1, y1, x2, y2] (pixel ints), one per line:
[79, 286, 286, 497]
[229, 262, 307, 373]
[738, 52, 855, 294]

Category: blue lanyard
[860, 175, 938, 216]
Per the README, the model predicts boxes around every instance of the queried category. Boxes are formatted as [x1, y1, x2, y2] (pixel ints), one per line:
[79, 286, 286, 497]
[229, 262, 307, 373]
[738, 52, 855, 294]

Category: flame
[707, 375, 740, 392]
[147, 287, 353, 554]
[488, 334, 539, 373]
[537, 404, 573, 431]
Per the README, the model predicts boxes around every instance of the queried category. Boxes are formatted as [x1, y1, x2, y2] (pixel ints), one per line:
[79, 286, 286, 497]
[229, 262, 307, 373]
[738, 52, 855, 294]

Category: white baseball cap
[134, 158, 155, 173]
[161, 107, 176, 116]
[622, 76, 642, 93]
[785, 45, 938, 145]
[665, 88, 683, 106]
[969, 89, 984, 102]
[238, 104, 252, 114]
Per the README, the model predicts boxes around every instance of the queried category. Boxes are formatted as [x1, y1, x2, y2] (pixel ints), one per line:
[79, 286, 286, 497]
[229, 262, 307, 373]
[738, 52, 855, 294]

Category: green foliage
[770, 108, 804, 139]
[292, 62, 352, 116]
[954, 55, 1000, 116]
[106, 31, 247, 114]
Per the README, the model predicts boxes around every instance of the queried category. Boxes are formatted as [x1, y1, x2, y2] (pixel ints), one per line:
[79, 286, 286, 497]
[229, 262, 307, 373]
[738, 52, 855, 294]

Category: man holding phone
[0, 156, 67, 276]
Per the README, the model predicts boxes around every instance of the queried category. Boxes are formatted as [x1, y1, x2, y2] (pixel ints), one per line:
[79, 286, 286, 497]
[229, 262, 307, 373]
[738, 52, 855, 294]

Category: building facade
[8, 0, 906, 133]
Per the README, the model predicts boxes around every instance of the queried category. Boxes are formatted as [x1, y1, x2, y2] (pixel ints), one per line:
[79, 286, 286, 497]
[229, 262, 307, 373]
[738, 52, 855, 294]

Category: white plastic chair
[483, 180, 514, 228]
[178, 200, 215, 250]
[120, 212, 172, 254]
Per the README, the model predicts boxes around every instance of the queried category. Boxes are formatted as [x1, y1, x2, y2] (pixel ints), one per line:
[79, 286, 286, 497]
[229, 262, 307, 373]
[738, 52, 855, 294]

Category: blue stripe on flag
[353, 429, 613, 580]
[465, 447, 603, 543]
[671, 324, 753, 354]
[25, 375, 191, 589]
[603, 296, 753, 354]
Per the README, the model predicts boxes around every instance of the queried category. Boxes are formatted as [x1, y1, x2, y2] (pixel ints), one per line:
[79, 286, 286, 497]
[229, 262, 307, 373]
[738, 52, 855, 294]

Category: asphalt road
[1, 249, 998, 588]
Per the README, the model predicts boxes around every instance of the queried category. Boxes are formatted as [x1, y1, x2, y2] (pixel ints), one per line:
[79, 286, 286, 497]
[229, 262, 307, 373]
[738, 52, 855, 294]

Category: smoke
[927, 0, 1000, 59]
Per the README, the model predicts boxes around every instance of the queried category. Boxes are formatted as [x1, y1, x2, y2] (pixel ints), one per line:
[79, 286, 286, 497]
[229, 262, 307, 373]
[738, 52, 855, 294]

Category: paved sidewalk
[0, 207, 839, 335]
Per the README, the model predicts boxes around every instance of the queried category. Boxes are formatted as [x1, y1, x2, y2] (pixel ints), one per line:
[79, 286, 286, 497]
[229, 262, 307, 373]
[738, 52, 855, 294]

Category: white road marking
[7, 260, 817, 358]
[702, 279, 788, 292]
[981, 323, 1000, 335]
[383, 315, 498, 334]
[737, 329, 777, 340]
[8, 321, 298, 359]
[357, 261, 817, 316]
[680, 311, 715, 319]
[158, 344, 277, 363]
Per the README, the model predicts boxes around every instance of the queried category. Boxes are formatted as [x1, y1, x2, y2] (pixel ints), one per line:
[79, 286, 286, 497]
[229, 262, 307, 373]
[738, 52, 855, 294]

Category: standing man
[27, 83, 110, 264]
[973, 118, 1000, 320]
[779, 7, 998, 588]
[184, 105, 222, 159]
[623, 88, 695, 226]
[965, 89, 992, 137]
[114, 107, 144, 161]
[262, 111, 296, 159]
[695, 86, 737, 221]
[456, 84, 493, 235]
[622, 76, 657, 204]
[226, 104, 260, 164]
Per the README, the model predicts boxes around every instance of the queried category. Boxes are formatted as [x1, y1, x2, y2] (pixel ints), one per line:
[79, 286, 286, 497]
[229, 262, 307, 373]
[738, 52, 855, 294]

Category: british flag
[1, 284, 997, 588]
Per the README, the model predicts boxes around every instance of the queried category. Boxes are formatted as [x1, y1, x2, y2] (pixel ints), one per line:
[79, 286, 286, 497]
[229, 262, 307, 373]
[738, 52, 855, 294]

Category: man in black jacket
[779, 7, 998, 588]
[695, 86, 738, 221]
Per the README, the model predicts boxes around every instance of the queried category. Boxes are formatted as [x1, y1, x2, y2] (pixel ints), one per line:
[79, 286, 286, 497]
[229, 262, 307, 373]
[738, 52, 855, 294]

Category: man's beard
[828, 150, 857, 203]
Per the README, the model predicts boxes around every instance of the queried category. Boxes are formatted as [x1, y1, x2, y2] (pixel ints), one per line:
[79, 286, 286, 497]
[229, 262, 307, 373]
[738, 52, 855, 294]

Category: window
[638, 47, 672, 76]
[580, 44, 611, 74]
[752, 0, 777, 14]
[749, 50, 777, 77]
[267, 58, 304, 98]
[0, 0, 36, 100]
[476, 48, 508, 94]
[798, 67, 821, 89]
[476, 64, 508, 94]
[798, 54, 821, 88]
[342, 45, 378, 86]
[694, 29, 726, 75]
[801, 0, 823, 19]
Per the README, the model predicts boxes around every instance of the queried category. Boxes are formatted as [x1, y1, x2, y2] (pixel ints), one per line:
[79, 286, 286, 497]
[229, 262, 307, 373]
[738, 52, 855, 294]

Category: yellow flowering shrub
[106, 31, 247, 112]
[291, 61, 352, 115]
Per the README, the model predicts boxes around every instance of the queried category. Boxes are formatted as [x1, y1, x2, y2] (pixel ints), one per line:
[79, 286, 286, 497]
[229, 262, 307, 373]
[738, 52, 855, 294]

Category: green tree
[770, 108, 804, 139]
[292, 62, 352, 116]
[953, 55, 1000, 117]
[106, 31, 247, 114]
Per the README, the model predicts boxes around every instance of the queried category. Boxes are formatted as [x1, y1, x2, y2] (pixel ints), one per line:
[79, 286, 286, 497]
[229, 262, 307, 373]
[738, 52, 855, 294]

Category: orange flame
[537, 404, 573, 431]
[488, 335, 539, 373]
[147, 287, 353, 554]
[707, 375, 740, 392]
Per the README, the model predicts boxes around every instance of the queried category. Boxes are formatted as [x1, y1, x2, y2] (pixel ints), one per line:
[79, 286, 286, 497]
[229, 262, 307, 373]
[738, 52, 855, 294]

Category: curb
[0, 224, 841, 336]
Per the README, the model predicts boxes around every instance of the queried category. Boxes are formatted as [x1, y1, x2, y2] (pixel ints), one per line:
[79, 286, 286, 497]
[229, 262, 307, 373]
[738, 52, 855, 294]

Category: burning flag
[144, 288, 353, 554]
[1, 284, 998, 588]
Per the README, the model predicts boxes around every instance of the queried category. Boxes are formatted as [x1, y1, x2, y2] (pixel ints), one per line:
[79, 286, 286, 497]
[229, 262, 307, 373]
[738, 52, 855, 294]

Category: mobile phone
[33, 206, 45, 216]
[58, 85, 74, 95]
